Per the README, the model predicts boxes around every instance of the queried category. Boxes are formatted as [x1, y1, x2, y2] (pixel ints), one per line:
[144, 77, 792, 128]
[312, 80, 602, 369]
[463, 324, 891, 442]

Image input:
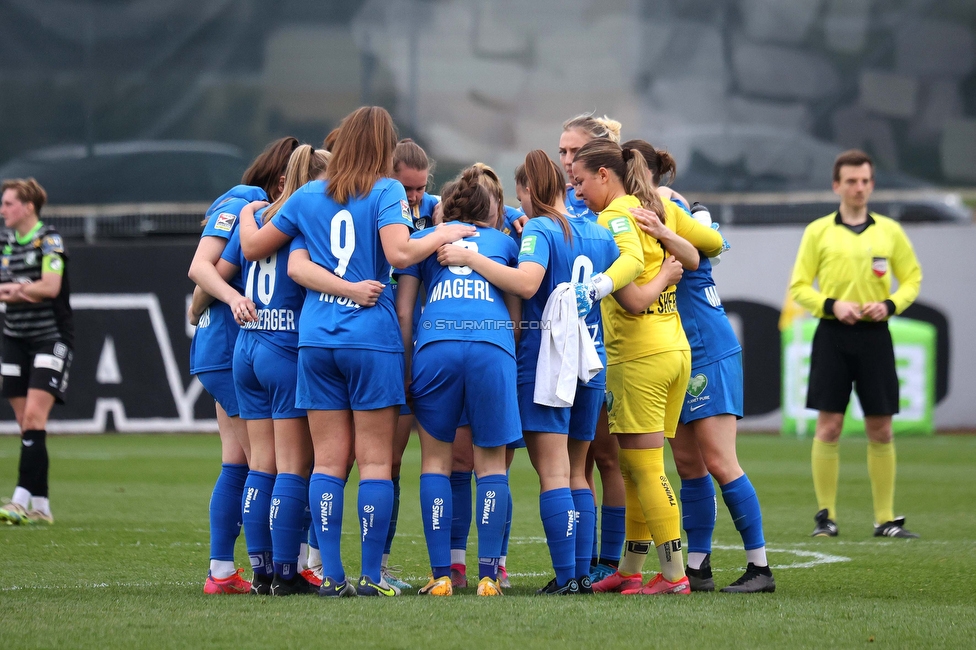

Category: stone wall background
[2, 0, 974, 194]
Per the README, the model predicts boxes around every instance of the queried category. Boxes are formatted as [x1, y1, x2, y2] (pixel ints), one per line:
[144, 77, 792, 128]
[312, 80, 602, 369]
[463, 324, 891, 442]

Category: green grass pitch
[1, 433, 974, 649]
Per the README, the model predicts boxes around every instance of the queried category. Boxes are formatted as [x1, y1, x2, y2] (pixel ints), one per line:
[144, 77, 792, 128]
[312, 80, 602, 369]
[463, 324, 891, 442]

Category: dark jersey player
[0, 178, 72, 526]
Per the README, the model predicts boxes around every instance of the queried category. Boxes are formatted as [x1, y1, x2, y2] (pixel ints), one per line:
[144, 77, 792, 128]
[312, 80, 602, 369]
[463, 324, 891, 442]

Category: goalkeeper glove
[573, 273, 614, 317]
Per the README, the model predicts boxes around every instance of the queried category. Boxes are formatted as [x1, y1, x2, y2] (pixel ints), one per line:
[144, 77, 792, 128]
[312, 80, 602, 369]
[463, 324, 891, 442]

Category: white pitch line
[711, 543, 850, 570]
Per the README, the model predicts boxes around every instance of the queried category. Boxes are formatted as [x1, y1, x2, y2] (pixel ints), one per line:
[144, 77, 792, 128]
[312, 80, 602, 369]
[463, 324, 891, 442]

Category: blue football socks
[681, 475, 717, 557]
[450, 471, 473, 553]
[571, 489, 596, 579]
[476, 474, 509, 581]
[309, 473, 346, 582]
[209, 463, 247, 562]
[599, 505, 626, 565]
[358, 479, 393, 583]
[270, 473, 308, 580]
[540, 488, 576, 586]
[420, 473, 452, 579]
[721, 474, 766, 551]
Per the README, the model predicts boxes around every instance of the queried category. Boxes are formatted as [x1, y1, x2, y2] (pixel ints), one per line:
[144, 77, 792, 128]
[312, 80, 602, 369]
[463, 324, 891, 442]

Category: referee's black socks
[18, 429, 49, 498]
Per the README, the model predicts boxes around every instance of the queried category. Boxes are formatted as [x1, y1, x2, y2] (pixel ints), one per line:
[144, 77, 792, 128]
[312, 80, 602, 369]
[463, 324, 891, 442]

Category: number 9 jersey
[516, 215, 619, 389]
[270, 178, 413, 353]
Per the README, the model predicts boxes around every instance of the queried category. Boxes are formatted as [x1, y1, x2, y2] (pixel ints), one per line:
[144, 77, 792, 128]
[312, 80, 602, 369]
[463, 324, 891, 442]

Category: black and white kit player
[0, 178, 73, 525]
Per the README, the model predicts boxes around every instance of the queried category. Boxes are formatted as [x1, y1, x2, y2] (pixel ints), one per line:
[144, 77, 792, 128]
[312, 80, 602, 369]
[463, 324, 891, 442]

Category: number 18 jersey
[221, 208, 306, 357]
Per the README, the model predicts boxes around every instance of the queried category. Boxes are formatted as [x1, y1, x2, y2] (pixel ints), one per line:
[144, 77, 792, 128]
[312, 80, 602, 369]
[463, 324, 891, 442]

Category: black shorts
[806, 319, 898, 417]
[0, 336, 73, 404]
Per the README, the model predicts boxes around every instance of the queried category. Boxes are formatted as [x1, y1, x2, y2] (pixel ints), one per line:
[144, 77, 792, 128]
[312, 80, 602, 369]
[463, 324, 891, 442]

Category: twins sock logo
[268, 498, 281, 530]
[432, 497, 444, 531]
[660, 475, 676, 507]
[319, 492, 333, 532]
[566, 509, 576, 537]
[243, 487, 256, 514]
[361, 504, 375, 542]
[481, 490, 496, 525]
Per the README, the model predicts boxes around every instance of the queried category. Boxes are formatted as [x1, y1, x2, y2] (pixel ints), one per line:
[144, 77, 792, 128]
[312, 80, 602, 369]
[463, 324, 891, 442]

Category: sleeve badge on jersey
[872, 257, 887, 278]
[520, 235, 537, 255]
[214, 212, 237, 232]
[41, 234, 64, 254]
[607, 217, 632, 235]
[400, 199, 412, 223]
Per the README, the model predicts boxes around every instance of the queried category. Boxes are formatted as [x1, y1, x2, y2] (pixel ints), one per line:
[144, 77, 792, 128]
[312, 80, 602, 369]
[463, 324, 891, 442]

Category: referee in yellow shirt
[789, 150, 922, 539]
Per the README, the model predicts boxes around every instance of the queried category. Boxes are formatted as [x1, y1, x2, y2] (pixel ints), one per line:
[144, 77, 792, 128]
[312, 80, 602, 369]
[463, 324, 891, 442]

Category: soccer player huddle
[186, 106, 775, 598]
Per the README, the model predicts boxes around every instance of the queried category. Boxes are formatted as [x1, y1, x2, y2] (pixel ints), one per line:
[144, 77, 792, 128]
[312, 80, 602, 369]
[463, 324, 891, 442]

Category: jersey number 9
[331, 210, 356, 277]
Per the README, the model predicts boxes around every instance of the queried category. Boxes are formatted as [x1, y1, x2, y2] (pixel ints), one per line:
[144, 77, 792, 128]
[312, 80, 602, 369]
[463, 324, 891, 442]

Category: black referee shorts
[806, 319, 899, 417]
[0, 336, 73, 404]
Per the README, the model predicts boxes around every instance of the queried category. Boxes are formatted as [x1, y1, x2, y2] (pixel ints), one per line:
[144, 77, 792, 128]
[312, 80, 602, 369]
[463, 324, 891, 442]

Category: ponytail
[620, 139, 678, 186]
[621, 146, 665, 221]
[518, 150, 571, 243]
[262, 144, 332, 223]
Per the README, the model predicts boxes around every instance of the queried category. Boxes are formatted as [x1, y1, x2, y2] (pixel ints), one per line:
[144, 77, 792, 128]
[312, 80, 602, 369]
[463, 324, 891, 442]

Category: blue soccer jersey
[501, 205, 525, 245]
[565, 186, 597, 223]
[388, 192, 438, 327]
[190, 184, 268, 375]
[271, 178, 412, 352]
[666, 198, 741, 370]
[675, 256, 741, 370]
[221, 208, 306, 357]
[400, 226, 519, 356]
[516, 215, 619, 388]
[410, 192, 440, 232]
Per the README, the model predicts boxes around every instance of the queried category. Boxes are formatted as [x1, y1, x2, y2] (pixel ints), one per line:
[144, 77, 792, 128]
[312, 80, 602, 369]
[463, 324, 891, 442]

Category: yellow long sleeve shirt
[598, 196, 725, 364]
[789, 211, 922, 319]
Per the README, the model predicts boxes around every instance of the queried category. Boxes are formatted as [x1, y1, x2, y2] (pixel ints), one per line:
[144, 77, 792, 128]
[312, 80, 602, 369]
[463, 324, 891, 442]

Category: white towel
[534, 282, 604, 407]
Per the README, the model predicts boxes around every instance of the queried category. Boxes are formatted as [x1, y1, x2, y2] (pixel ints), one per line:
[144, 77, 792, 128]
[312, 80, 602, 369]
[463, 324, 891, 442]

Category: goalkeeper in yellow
[789, 149, 922, 539]
[571, 138, 723, 594]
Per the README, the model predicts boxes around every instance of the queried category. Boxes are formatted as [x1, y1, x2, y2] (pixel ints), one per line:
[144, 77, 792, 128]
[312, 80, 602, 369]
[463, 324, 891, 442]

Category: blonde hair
[471, 162, 506, 229]
[263, 145, 331, 223]
[562, 113, 622, 143]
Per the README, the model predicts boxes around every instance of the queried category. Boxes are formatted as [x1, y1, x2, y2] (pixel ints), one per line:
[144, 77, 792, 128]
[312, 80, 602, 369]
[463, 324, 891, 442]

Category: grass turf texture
[1, 433, 974, 649]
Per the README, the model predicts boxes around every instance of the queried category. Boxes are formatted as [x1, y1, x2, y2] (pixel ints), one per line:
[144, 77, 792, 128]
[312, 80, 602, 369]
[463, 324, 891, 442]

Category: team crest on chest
[872, 257, 887, 278]
[414, 216, 429, 231]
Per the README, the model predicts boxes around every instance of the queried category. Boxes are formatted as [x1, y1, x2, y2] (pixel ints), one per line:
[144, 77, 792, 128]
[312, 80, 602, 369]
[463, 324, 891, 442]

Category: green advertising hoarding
[781, 317, 935, 437]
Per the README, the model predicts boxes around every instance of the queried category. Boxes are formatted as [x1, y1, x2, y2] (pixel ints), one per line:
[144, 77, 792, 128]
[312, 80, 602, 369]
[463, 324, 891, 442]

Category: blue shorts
[679, 353, 744, 425]
[233, 335, 304, 420]
[296, 347, 404, 411]
[197, 368, 240, 417]
[411, 341, 521, 449]
[518, 382, 604, 442]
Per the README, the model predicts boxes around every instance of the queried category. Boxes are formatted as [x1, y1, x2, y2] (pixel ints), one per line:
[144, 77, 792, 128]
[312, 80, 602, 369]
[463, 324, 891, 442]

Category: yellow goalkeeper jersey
[789, 211, 922, 319]
[598, 195, 724, 365]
